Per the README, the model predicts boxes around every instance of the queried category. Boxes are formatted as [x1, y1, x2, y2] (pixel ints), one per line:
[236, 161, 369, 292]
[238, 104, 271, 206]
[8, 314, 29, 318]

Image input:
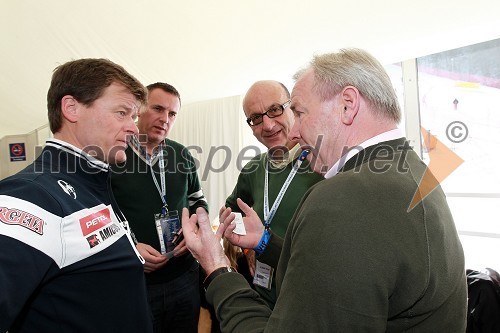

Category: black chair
[466, 268, 500, 332]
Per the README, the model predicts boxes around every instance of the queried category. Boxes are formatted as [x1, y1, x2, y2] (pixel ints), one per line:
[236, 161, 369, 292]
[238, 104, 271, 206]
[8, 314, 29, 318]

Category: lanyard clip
[299, 149, 310, 161]
[161, 204, 168, 216]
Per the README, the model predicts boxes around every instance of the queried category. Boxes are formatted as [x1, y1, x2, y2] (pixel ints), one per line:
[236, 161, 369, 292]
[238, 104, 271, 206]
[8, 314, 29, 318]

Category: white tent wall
[1, 1, 500, 138]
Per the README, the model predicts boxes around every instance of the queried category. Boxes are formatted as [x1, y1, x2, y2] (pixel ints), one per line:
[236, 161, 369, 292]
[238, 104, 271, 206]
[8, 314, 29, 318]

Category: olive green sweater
[226, 151, 324, 238]
[208, 138, 467, 332]
[111, 139, 208, 284]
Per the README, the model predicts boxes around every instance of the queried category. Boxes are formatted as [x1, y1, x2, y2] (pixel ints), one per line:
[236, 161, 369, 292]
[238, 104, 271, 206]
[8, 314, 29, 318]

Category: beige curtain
[169, 95, 265, 221]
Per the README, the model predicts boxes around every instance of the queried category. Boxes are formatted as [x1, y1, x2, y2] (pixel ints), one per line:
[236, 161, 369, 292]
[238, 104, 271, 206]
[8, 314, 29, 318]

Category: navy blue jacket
[0, 139, 152, 332]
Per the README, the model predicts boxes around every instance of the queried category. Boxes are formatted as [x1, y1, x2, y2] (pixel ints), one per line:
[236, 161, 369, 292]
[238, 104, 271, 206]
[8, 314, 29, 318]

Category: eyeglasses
[246, 100, 291, 126]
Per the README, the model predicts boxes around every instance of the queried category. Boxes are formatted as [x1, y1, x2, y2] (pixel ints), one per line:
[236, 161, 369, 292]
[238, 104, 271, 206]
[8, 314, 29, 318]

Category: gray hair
[294, 48, 401, 123]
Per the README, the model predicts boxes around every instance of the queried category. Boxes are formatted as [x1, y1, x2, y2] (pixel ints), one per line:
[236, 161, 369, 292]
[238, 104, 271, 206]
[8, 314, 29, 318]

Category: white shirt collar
[46, 138, 109, 171]
[324, 128, 405, 179]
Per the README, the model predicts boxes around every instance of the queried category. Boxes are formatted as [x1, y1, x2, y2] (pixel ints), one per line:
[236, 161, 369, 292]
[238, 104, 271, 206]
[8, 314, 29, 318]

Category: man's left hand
[182, 207, 230, 275]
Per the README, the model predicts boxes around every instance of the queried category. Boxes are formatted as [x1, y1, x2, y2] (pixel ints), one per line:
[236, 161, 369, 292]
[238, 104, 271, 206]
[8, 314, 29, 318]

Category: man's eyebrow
[151, 104, 166, 110]
[118, 104, 138, 113]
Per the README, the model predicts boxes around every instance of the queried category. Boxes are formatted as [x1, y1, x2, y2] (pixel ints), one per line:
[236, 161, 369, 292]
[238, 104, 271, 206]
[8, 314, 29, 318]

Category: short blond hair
[294, 48, 401, 123]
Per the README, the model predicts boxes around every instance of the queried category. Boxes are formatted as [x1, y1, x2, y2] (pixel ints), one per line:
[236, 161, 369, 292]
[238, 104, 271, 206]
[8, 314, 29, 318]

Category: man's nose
[159, 114, 169, 125]
[288, 120, 300, 142]
[126, 119, 139, 135]
[261, 114, 275, 130]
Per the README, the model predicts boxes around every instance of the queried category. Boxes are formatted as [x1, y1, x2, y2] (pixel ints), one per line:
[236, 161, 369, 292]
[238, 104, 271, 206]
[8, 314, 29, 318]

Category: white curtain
[169, 95, 265, 221]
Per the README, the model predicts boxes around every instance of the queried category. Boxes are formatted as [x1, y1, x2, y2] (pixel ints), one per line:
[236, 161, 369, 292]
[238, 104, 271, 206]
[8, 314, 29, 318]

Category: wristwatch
[203, 266, 236, 291]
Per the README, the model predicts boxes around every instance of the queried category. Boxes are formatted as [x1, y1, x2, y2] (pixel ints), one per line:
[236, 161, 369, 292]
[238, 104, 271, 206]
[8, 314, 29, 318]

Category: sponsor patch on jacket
[0, 206, 44, 235]
[84, 223, 122, 249]
[79, 208, 123, 249]
[79, 208, 112, 236]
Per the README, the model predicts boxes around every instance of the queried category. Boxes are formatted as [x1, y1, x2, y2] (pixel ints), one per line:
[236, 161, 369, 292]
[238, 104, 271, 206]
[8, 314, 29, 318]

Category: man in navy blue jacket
[0, 58, 153, 333]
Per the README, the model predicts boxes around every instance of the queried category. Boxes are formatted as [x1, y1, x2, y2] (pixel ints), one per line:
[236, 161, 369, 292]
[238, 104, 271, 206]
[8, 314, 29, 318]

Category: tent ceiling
[1, 0, 500, 138]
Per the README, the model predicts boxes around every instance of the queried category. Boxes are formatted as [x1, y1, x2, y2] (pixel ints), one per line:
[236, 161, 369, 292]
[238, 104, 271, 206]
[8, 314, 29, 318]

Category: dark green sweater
[226, 152, 323, 238]
[208, 138, 467, 332]
[225, 151, 323, 307]
[111, 139, 208, 284]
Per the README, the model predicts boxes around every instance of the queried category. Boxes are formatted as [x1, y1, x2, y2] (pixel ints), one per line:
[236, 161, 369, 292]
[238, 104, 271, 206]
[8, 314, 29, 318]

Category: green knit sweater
[208, 138, 467, 332]
[226, 152, 324, 238]
[225, 151, 323, 307]
[111, 139, 208, 285]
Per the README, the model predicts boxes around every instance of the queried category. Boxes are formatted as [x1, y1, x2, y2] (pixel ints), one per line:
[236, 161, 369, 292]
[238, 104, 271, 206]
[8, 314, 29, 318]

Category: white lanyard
[263, 150, 309, 228]
[150, 147, 168, 214]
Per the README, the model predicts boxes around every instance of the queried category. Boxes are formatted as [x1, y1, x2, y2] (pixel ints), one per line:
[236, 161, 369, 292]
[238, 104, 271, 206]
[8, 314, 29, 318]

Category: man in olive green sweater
[112, 82, 208, 333]
[183, 49, 467, 332]
[224, 81, 323, 308]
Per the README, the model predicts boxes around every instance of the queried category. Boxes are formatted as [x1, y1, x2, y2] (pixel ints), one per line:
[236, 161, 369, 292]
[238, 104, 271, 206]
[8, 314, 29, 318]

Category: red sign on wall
[9, 143, 26, 162]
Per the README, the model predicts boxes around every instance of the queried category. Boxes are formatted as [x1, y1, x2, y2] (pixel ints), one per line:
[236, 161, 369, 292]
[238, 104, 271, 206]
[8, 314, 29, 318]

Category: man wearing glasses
[223, 80, 323, 309]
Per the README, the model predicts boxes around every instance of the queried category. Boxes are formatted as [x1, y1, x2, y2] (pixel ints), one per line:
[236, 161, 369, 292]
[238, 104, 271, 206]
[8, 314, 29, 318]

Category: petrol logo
[79, 208, 111, 236]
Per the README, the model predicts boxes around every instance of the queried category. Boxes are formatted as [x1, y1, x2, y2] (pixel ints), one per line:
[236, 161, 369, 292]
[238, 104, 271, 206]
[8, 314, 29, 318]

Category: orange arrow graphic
[408, 127, 464, 211]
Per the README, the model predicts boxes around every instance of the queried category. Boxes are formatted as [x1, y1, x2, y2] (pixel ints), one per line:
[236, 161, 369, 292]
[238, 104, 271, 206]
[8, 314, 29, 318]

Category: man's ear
[60, 95, 79, 123]
[340, 86, 360, 125]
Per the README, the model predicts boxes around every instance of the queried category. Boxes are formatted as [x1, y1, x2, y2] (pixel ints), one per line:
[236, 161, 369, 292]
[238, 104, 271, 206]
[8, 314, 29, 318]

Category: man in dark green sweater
[183, 49, 467, 332]
[224, 80, 323, 308]
[111, 82, 208, 333]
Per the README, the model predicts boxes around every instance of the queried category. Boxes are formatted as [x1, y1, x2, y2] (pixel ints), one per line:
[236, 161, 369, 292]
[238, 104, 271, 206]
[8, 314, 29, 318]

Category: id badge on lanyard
[253, 260, 274, 289]
[155, 210, 180, 258]
[151, 147, 180, 258]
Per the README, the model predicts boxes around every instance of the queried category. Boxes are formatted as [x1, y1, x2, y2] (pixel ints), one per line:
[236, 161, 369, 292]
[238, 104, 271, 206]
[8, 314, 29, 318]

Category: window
[416, 39, 500, 270]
